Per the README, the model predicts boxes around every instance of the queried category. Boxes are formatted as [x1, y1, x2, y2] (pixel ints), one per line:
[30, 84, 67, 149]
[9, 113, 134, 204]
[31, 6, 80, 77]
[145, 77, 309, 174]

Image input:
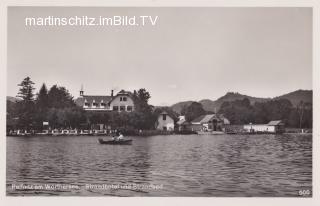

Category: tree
[36, 83, 49, 108]
[17, 77, 35, 102]
[33, 83, 49, 130]
[16, 77, 35, 129]
[130, 88, 155, 129]
[47, 85, 75, 108]
[219, 98, 296, 126]
[136, 88, 151, 104]
[219, 98, 254, 124]
[182, 102, 206, 122]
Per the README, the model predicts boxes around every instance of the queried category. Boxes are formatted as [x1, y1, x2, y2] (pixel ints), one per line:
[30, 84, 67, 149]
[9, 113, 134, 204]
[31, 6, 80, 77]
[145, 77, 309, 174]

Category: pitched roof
[200, 114, 217, 123]
[191, 114, 230, 124]
[268, 120, 284, 126]
[191, 115, 206, 124]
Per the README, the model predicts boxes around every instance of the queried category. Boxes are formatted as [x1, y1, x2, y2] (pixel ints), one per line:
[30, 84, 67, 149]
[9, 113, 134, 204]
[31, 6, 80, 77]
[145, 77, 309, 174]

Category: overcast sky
[7, 7, 312, 106]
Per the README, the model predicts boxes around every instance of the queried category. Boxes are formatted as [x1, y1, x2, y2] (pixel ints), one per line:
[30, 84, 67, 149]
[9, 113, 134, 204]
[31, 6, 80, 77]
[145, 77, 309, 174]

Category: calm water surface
[6, 134, 312, 196]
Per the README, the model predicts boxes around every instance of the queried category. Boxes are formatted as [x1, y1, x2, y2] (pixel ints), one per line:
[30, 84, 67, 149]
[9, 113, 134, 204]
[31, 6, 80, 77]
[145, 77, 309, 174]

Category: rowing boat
[98, 138, 132, 145]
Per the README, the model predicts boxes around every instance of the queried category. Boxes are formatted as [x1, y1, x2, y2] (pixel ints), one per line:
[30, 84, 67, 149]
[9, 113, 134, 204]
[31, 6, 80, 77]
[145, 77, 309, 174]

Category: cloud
[168, 84, 178, 89]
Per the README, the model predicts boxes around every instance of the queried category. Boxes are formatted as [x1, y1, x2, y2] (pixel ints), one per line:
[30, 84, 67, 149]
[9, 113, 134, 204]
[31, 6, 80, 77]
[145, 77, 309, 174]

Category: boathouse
[243, 120, 285, 134]
[189, 114, 230, 132]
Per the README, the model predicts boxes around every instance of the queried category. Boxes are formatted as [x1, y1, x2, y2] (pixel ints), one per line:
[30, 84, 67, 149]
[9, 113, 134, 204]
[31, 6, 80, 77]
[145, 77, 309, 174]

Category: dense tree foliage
[47, 85, 75, 108]
[218, 98, 312, 128]
[181, 102, 206, 122]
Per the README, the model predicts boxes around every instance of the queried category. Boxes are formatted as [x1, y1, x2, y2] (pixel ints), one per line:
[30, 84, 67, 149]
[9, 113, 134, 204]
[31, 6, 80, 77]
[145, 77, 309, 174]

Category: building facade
[75, 89, 135, 112]
[243, 120, 285, 133]
[190, 114, 230, 132]
[155, 112, 175, 131]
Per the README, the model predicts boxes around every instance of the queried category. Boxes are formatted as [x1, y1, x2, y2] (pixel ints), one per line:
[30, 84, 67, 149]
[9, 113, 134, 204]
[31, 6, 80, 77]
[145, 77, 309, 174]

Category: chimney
[111, 90, 114, 97]
[80, 84, 84, 97]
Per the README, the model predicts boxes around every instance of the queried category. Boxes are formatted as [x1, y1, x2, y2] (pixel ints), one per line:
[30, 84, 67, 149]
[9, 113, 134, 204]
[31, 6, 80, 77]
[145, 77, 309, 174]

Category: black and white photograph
[3, 4, 316, 201]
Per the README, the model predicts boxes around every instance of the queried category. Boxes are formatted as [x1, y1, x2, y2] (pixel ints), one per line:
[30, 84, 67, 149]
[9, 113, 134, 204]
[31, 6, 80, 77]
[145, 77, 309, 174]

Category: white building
[155, 112, 175, 131]
[244, 120, 285, 133]
[75, 89, 134, 112]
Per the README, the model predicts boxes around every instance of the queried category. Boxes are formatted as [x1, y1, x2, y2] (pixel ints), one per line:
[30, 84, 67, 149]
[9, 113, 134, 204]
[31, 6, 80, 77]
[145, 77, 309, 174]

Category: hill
[171, 90, 312, 114]
[6, 96, 20, 103]
[199, 92, 269, 112]
[274, 90, 312, 107]
[171, 101, 193, 114]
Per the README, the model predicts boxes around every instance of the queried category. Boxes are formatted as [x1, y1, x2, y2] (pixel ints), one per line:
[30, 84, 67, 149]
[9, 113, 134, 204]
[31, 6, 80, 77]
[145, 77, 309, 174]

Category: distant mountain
[171, 101, 193, 114]
[274, 90, 312, 107]
[200, 92, 269, 112]
[171, 90, 312, 114]
[6, 96, 20, 103]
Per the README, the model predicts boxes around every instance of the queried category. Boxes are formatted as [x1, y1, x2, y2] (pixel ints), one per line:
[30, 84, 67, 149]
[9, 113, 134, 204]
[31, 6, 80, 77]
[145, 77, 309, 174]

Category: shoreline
[6, 130, 312, 137]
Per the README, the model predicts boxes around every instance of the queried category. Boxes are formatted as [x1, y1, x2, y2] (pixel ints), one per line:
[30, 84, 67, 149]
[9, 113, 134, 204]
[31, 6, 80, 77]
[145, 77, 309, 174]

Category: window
[113, 106, 119, 111]
[120, 96, 127, 101]
[163, 114, 167, 120]
[84, 102, 90, 107]
[120, 106, 125, 111]
[127, 106, 133, 111]
[101, 103, 106, 107]
[92, 102, 98, 107]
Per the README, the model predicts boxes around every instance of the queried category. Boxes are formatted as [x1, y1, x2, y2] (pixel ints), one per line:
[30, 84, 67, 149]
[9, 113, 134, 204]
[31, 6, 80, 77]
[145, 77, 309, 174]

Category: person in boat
[117, 133, 124, 141]
[111, 132, 117, 141]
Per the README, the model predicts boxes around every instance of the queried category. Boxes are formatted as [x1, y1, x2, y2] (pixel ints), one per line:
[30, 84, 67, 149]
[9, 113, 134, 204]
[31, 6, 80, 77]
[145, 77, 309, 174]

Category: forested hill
[274, 90, 312, 107]
[170, 90, 312, 114]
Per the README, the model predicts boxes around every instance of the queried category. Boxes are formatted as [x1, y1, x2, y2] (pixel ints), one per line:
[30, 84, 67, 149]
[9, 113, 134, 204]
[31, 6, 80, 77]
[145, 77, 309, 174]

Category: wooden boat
[98, 138, 132, 145]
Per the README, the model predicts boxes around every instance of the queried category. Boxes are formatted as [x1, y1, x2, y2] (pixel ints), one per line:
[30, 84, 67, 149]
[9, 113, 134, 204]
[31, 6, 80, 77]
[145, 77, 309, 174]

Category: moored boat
[98, 138, 132, 145]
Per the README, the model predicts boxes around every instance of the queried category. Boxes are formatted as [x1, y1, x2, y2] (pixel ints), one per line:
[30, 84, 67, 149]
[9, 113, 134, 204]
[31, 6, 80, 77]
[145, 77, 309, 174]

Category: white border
[0, 0, 319, 206]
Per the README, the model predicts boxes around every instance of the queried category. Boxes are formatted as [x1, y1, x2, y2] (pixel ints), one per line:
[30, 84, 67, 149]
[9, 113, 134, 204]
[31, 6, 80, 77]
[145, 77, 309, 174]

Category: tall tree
[16, 77, 35, 129]
[36, 83, 49, 108]
[47, 85, 75, 108]
[131, 88, 154, 129]
[33, 83, 49, 130]
[136, 88, 151, 104]
[17, 77, 35, 102]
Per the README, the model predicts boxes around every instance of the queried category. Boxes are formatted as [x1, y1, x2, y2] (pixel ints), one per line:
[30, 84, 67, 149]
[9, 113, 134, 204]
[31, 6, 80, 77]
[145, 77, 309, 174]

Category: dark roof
[191, 115, 206, 123]
[117, 90, 133, 96]
[268, 120, 284, 126]
[75, 90, 134, 107]
[75, 95, 112, 106]
[191, 114, 230, 124]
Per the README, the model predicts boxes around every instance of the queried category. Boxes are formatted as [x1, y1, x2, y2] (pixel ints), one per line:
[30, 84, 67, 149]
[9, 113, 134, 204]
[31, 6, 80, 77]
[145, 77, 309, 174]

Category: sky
[7, 7, 312, 106]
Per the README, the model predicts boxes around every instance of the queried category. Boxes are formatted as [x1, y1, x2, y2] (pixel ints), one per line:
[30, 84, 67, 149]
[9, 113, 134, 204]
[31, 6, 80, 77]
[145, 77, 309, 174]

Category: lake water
[6, 134, 312, 197]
